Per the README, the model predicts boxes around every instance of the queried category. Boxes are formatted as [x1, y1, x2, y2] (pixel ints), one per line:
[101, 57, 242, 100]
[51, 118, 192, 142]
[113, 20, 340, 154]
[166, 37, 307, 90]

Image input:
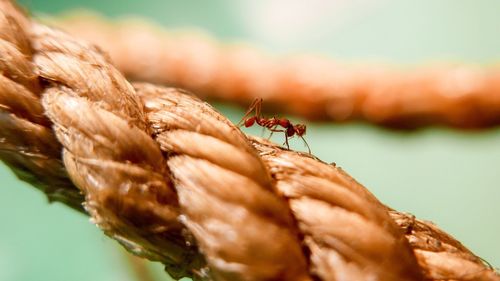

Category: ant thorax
[278, 118, 291, 128]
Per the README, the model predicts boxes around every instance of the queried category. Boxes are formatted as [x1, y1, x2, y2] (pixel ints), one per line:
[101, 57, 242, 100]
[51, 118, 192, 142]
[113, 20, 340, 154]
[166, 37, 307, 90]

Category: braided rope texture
[0, 1, 498, 280]
[54, 13, 500, 129]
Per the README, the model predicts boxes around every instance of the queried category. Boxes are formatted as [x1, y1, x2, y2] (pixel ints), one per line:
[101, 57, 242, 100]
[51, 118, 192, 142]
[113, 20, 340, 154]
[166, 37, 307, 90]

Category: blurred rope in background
[53, 13, 500, 129]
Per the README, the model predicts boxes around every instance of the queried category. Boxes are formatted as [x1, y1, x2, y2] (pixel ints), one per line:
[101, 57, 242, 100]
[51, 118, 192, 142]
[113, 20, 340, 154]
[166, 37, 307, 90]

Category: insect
[238, 98, 311, 153]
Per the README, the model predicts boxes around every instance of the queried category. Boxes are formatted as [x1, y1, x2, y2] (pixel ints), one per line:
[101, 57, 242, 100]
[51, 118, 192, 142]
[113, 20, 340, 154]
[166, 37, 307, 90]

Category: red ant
[238, 98, 311, 153]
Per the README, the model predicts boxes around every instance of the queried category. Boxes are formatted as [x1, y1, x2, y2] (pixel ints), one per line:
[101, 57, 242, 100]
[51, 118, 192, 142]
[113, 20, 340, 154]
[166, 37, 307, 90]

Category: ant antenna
[300, 136, 312, 154]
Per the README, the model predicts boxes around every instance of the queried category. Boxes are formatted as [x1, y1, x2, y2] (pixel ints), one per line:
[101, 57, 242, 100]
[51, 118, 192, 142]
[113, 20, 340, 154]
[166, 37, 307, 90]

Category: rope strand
[0, 1, 497, 280]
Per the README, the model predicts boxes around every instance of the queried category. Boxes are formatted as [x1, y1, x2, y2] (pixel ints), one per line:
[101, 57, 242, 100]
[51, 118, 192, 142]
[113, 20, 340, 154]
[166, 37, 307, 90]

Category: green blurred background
[1, 0, 499, 280]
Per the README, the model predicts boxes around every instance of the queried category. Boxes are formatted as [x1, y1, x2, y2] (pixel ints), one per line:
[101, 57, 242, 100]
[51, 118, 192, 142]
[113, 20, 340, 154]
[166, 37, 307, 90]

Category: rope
[53, 13, 500, 129]
[0, 0, 82, 210]
[0, 1, 498, 280]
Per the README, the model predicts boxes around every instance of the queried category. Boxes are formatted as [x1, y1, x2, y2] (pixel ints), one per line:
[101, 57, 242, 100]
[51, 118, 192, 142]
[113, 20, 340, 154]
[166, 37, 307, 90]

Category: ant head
[294, 124, 306, 136]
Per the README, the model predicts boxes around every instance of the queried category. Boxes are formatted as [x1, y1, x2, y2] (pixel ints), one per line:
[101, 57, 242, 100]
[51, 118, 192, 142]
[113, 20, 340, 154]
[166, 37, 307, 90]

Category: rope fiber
[0, 1, 498, 280]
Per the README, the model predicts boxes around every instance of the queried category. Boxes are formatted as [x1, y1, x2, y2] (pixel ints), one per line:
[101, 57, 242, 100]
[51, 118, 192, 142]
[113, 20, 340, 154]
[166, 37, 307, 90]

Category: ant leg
[267, 130, 275, 140]
[255, 98, 263, 119]
[266, 124, 279, 139]
[300, 136, 312, 154]
[237, 99, 258, 126]
[284, 134, 290, 150]
[237, 98, 262, 126]
[260, 125, 267, 137]
[266, 127, 284, 140]
[264, 128, 291, 151]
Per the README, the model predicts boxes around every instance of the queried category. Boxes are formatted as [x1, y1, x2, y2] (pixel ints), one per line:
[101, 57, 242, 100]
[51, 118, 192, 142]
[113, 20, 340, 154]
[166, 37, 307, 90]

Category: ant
[238, 98, 311, 154]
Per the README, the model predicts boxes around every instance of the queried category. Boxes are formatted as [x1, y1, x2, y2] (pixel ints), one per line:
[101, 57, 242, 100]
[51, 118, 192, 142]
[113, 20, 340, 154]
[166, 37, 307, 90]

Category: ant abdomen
[244, 116, 256, 127]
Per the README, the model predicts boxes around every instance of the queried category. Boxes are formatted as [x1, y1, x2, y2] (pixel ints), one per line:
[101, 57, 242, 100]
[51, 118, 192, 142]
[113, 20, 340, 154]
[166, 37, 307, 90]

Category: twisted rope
[54, 13, 500, 129]
[0, 0, 82, 210]
[0, 1, 497, 280]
